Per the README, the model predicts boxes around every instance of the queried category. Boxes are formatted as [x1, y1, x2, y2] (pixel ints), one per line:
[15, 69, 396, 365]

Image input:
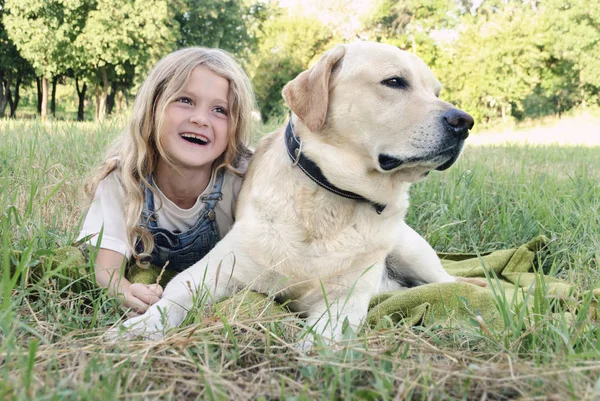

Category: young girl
[78, 47, 256, 316]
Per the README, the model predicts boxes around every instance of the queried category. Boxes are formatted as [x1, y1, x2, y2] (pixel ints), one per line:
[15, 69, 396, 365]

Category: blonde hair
[85, 47, 256, 263]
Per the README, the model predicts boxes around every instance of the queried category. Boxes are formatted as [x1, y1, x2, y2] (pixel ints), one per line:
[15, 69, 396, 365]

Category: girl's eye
[214, 106, 228, 116]
[176, 97, 193, 105]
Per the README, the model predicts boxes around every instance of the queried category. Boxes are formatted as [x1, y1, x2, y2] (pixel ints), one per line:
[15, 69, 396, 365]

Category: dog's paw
[105, 311, 168, 342]
[454, 276, 488, 287]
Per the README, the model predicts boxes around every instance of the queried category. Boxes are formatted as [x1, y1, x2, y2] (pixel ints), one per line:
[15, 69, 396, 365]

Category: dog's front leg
[107, 234, 243, 341]
[301, 264, 382, 349]
[382, 222, 487, 291]
[381, 221, 456, 292]
[110, 276, 195, 341]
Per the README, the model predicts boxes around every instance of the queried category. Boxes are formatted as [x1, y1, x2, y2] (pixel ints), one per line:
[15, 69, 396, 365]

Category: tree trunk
[94, 84, 100, 120]
[41, 76, 48, 120]
[579, 71, 587, 109]
[0, 91, 7, 118]
[75, 78, 87, 122]
[36, 78, 42, 115]
[580, 88, 587, 109]
[51, 76, 58, 117]
[501, 103, 507, 123]
[0, 72, 7, 118]
[116, 89, 124, 115]
[8, 75, 22, 118]
[106, 82, 117, 115]
[98, 65, 109, 121]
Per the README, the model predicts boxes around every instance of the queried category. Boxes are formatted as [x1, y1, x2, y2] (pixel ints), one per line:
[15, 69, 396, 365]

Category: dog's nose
[442, 109, 474, 140]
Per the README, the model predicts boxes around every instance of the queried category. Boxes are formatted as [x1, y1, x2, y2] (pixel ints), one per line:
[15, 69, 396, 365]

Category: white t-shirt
[78, 165, 245, 258]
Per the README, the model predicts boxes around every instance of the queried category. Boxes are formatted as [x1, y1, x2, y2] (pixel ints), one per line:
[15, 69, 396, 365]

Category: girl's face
[159, 66, 230, 172]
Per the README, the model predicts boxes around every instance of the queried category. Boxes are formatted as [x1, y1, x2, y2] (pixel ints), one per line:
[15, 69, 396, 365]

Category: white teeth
[181, 133, 208, 144]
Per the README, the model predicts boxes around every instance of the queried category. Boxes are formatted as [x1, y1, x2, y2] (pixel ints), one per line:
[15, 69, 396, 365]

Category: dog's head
[282, 42, 473, 181]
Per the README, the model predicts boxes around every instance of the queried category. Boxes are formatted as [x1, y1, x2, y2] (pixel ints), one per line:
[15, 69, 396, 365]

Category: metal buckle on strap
[291, 139, 302, 166]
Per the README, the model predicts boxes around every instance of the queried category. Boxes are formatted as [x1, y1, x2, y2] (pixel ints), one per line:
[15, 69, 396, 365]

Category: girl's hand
[122, 283, 164, 317]
[93, 248, 164, 316]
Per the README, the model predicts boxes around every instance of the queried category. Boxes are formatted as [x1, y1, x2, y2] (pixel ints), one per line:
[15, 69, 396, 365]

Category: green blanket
[127, 235, 599, 331]
[367, 236, 599, 330]
[17, 236, 599, 331]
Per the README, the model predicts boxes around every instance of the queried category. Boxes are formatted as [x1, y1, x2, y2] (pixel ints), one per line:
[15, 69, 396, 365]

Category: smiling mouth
[180, 133, 209, 145]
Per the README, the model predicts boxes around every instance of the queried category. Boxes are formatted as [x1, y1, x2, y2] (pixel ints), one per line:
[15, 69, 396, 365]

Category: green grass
[0, 118, 599, 400]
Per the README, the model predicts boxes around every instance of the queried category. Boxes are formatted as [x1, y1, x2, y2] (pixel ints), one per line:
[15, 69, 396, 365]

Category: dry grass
[1, 116, 599, 400]
[4, 315, 600, 400]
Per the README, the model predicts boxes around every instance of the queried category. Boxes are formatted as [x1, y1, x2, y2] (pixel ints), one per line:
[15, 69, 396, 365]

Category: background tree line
[1, 0, 598, 125]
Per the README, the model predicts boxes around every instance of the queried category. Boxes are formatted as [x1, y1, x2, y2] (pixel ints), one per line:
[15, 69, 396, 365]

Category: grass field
[0, 117, 599, 400]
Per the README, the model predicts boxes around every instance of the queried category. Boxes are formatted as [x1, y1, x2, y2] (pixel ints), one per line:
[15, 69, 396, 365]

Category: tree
[247, 7, 336, 121]
[3, 0, 93, 120]
[539, 0, 600, 111]
[439, 2, 544, 123]
[174, 0, 267, 62]
[75, 0, 178, 120]
[365, 0, 466, 63]
[0, 0, 36, 118]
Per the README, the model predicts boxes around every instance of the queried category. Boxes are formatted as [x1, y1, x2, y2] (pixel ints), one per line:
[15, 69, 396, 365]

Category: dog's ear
[282, 45, 346, 132]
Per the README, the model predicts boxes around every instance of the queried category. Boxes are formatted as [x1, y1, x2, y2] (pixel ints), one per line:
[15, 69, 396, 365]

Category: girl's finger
[122, 287, 151, 313]
[146, 283, 164, 297]
[126, 309, 141, 318]
[130, 283, 161, 305]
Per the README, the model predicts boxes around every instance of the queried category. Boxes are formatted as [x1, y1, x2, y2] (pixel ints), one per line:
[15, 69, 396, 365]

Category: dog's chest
[246, 199, 401, 288]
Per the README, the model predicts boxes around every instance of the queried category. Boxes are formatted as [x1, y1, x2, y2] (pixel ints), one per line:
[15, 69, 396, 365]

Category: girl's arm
[94, 248, 163, 315]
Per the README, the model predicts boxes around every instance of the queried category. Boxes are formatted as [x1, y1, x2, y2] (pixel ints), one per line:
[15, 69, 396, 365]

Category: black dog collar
[284, 120, 386, 214]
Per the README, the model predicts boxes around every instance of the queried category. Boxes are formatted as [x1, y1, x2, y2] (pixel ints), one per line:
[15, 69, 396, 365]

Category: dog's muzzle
[433, 141, 465, 171]
[442, 108, 474, 141]
[378, 154, 405, 171]
[378, 108, 474, 172]
[435, 108, 474, 171]
[378, 145, 464, 172]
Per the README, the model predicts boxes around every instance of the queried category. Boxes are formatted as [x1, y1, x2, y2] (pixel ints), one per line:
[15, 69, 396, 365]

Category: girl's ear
[282, 45, 346, 132]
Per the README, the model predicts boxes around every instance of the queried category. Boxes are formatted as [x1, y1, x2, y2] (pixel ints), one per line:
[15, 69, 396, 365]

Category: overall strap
[141, 169, 225, 228]
[141, 176, 158, 228]
[200, 168, 225, 211]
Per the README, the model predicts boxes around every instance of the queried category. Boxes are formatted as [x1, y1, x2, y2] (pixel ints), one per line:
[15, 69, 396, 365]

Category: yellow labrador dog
[111, 41, 478, 344]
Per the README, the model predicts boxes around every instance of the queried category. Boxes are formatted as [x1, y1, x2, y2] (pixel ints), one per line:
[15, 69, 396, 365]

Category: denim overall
[138, 169, 225, 273]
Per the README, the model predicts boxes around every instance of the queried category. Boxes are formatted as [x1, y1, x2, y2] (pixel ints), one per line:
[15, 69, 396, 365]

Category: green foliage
[366, 0, 464, 55]
[75, 0, 178, 82]
[544, 0, 600, 88]
[69, 0, 180, 120]
[538, 0, 600, 111]
[247, 7, 336, 120]
[174, 0, 267, 62]
[0, 0, 35, 117]
[1, 120, 599, 399]
[2, 0, 95, 119]
[436, 2, 545, 124]
[367, 0, 600, 126]
[3, 0, 92, 78]
[2, 0, 600, 124]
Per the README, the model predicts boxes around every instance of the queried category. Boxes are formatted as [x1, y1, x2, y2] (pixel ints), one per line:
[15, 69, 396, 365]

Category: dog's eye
[381, 77, 409, 89]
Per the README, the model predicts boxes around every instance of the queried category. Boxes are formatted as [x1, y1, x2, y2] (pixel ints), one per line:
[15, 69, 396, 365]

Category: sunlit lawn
[0, 118, 598, 400]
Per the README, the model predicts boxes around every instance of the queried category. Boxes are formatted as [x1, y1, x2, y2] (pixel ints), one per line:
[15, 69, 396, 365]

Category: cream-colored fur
[110, 42, 480, 345]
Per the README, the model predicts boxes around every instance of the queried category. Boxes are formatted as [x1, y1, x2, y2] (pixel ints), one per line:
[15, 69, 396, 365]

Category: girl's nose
[190, 108, 209, 126]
